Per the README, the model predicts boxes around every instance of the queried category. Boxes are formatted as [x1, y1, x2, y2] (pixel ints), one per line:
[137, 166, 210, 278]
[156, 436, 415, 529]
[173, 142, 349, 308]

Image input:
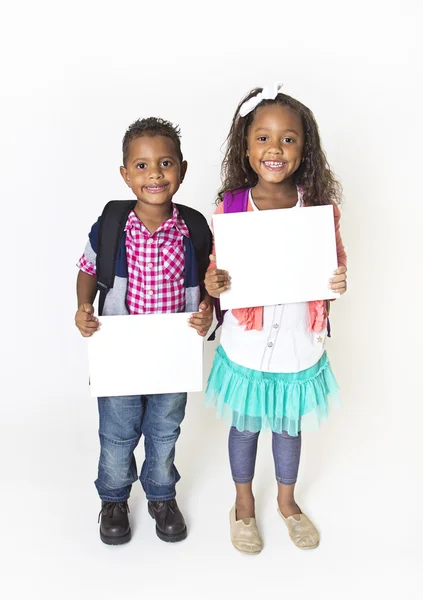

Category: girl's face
[246, 104, 304, 186]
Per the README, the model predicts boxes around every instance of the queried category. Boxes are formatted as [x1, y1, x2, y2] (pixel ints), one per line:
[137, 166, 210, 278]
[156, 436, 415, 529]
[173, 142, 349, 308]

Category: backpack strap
[223, 188, 249, 213]
[96, 200, 136, 315]
[95, 200, 211, 316]
[208, 189, 249, 341]
[175, 203, 212, 284]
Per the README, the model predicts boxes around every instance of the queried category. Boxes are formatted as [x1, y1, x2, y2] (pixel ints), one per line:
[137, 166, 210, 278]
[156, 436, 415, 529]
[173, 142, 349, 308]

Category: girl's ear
[120, 165, 131, 186]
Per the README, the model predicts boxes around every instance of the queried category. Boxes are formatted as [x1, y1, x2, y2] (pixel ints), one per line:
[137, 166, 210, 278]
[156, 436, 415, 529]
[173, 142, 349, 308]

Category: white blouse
[219, 190, 326, 373]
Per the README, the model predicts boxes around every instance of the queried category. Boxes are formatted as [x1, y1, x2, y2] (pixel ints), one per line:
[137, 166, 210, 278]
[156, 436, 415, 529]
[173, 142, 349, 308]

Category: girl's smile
[262, 160, 287, 171]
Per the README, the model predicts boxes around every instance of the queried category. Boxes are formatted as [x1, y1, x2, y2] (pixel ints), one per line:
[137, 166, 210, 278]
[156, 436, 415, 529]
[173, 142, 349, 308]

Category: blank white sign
[87, 313, 203, 397]
[213, 205, 339, 310]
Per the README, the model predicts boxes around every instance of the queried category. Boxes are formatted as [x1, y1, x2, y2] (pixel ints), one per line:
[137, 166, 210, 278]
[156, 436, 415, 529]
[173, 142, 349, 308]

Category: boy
[75, 117, 213, 545]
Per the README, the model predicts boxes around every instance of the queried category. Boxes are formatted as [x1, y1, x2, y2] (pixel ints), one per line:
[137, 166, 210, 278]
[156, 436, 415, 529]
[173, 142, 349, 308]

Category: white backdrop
[1, 1, 421, 598]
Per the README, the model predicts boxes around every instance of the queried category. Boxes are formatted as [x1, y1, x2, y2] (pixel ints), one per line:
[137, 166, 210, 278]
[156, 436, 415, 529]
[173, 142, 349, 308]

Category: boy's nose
[149, 169, 163, 179]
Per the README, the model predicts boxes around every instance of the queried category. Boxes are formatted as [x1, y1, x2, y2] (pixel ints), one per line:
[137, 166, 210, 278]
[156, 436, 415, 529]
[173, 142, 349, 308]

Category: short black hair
[122, 117, 183, 166]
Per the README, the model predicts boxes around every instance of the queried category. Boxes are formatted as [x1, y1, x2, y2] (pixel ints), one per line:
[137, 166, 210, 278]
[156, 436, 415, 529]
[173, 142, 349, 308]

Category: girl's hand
[189, 301, 213, 336]
[329, 266, 347, 295]
[205, 255, 231, 298]
[75, 303, 100, 337]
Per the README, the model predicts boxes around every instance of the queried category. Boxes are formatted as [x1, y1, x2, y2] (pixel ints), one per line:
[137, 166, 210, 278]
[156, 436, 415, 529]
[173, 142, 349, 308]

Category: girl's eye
[136, 163, 146, 169]
[257, 136, 268, 142]
[161, 160, 172, 167]
[283, 137, 295, 143]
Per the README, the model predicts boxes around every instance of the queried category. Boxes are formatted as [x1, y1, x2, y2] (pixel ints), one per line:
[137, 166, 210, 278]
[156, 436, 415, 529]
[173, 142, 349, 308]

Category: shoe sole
[148, 505, 187, 543]
[100, 529, 132, 545]
[231, 542, 262, 555]
[294, 542, 320, 550]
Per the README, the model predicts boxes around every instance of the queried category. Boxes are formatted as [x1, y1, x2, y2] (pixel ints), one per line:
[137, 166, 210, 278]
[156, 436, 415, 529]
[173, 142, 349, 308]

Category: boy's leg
[95, 395, 143, 544]
[140, 392, 187, 542]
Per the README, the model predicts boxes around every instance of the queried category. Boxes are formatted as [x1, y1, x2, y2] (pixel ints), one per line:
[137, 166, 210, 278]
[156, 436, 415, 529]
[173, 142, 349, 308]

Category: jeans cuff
[146, 493, 176, 502]
[99, 494, 130, 502]
[276, 476, 297, 485]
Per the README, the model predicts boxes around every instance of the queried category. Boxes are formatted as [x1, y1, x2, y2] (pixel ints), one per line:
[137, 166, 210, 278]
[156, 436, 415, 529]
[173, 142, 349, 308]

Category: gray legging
[228, 426, 301, 485]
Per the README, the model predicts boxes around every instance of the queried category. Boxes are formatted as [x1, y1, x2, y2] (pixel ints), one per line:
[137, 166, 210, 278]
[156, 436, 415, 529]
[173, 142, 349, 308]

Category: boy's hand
[205, 254, 231, 298]
[189, 301, 213, 337]
[75, 303, 100, 337]
[329, 266, 347, 295]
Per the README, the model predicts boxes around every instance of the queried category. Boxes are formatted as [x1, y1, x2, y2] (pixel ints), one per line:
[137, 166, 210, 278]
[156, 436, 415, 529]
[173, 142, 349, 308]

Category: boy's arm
[75, 271, 100, 337]
[189, 290, 213, 337]
[77, 270, 97, 306]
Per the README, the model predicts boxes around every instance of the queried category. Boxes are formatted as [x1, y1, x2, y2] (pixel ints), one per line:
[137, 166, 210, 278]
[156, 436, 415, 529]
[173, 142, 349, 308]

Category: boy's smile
[120, 135, 187, 208]
[247, 104, 304, 187]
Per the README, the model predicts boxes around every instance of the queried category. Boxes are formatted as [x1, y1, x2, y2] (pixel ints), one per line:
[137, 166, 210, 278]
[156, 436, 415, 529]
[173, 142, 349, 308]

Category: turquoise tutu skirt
[205, 345, 340, 436]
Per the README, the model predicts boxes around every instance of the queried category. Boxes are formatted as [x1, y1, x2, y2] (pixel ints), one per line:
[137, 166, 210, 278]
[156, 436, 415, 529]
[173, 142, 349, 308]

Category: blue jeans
[228, 426, 301, 485]
[95, 393, 187, 502]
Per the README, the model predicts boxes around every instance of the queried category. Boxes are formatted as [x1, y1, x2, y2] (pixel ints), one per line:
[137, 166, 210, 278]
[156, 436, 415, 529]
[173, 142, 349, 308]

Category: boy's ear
[120, 165, 131, 186]
[180, 160, 188, 183]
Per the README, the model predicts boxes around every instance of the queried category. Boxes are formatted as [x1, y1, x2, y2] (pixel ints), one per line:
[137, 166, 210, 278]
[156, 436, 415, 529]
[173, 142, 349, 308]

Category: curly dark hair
[122, 117, 183, 166]
[218, 88, 341, 206]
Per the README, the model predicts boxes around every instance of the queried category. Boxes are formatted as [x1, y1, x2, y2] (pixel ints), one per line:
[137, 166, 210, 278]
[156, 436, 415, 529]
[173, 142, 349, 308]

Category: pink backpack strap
[223, 188, 249, 213]
[208, 189, 250, 341]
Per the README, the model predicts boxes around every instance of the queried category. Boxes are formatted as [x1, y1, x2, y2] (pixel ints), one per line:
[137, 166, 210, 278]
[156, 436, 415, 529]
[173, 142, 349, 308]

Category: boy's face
[120, 135, 187, 208]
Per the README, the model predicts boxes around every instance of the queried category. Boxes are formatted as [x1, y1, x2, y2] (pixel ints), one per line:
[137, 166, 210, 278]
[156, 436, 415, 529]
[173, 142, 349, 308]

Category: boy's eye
[161, 160, 172, 167]
[136, 163, 146, 169]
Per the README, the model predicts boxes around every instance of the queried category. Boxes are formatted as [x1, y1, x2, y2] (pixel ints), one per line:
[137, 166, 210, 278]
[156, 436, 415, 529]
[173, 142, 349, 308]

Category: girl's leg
[272, 430, 302, 517]
[228, 426, 260, 519]
[273, 430, 319, 549]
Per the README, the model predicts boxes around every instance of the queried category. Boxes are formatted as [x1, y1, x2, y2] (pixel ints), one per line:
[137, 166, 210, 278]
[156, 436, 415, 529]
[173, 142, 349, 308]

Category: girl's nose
[268, 140, 283, 155]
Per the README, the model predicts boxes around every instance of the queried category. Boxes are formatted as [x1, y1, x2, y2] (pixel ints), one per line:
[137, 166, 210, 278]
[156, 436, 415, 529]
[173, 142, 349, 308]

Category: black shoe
[148, 499, 187, 543]
[98, 501, 131, 545]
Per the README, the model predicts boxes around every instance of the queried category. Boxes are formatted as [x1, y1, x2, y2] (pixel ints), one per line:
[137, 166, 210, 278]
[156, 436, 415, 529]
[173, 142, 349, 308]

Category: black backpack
[95, 200, 212, 315]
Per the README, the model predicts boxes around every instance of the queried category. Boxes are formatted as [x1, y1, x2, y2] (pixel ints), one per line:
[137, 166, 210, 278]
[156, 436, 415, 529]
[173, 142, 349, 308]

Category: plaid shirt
[77, 206, 190, 314]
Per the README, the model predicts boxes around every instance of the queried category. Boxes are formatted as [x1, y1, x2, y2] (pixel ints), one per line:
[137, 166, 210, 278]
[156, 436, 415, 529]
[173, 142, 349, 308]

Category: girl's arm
[205, 203, 231, 297]
[330, 204, 347, 295]
[334, 204, 347, 268]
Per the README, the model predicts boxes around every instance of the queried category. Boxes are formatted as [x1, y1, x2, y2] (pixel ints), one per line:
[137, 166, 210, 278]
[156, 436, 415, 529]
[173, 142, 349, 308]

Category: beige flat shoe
[277, 507, 320, 549]
[229, 505, 263, 555]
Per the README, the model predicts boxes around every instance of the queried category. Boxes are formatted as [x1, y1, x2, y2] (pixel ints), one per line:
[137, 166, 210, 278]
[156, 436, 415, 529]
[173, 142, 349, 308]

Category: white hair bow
[239, 82, 283, 117]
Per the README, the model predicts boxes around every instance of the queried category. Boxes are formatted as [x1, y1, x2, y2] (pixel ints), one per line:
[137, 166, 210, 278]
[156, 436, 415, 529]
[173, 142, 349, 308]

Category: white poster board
[87, 313, 203, 397]
[213, 205, 339, 310]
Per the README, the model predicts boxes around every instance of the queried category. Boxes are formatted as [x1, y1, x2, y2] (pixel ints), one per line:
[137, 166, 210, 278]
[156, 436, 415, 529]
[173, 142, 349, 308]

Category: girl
[205, 83, 347, 554]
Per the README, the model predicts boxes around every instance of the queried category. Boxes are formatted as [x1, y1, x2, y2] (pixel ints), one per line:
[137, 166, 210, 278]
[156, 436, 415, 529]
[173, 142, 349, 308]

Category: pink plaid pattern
[77, 206, 190, 315]
[77, 254, 96, 277]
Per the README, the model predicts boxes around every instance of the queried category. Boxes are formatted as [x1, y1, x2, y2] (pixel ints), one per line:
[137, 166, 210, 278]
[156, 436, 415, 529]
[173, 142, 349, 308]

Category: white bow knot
[239, 82, 283, 117]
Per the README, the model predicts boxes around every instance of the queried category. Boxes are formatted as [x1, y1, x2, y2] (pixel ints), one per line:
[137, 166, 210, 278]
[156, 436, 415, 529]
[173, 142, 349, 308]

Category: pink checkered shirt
[77, 205, 190, 315]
